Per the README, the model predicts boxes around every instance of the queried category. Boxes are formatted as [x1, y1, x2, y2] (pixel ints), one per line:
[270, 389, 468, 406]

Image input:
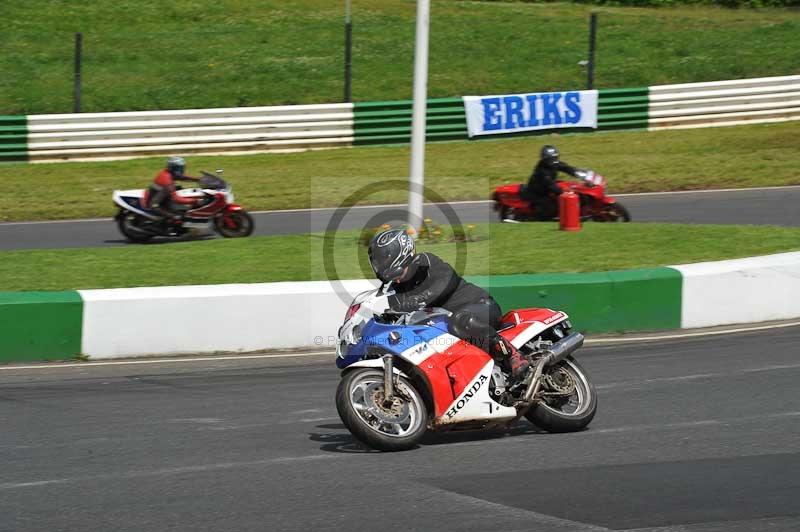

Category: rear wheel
[214, 210, 254, 238]
[525, 357, 597, 433]
[117, 211, 154, 243]
[336, 368, 428, 451]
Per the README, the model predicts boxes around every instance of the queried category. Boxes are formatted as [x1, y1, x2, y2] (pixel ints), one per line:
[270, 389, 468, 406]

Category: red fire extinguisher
[559, 191, 581, 232]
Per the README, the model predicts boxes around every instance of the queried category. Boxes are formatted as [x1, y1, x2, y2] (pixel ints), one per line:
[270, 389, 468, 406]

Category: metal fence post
[344, 0, 353, 103]
[587, 13, 597, 90]
[74, 32, 83, 113]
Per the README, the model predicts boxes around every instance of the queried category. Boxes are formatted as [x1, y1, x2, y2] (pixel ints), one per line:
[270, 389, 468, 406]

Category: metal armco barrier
[1, 75, 798, 162]
[648, 75, 800, 130]
[353, 97, 467, 145]
[0, 115, 28, 162]
[19, 103, 355, 162]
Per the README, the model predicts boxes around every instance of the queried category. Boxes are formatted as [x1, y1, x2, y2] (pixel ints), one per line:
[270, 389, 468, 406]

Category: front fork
[382, 354, 395, 407]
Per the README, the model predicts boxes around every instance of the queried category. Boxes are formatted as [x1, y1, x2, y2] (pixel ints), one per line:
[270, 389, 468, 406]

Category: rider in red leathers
[147, 156, 201, 222]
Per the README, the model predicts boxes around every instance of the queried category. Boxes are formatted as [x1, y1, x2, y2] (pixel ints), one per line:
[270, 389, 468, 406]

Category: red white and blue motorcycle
[335, 286, 597, 451]
[112, 171, 254, 243]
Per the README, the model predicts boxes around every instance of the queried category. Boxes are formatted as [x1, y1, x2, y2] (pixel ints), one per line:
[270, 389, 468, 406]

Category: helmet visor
[369, 252, 406, 283]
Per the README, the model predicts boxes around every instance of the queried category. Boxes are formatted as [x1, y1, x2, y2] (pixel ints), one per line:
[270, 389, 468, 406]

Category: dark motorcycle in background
[112, 171, 254, 243]
[493, 169, 631, 223]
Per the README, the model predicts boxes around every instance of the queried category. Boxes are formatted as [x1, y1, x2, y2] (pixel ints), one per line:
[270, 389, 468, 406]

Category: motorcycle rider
[147, 156, 202, 223]
[524, 145, 578, 220]
[368, 229, 530, 380]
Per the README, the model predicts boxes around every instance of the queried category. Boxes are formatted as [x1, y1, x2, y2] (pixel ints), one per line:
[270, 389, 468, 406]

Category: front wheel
[336, 368, 428, 451]
[525, 356, 597, 433]
[214, 210, 254, 238]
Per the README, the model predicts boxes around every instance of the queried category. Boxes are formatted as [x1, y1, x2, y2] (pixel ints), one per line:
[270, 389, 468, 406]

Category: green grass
[0, 121, 798, 222]
[1, 1, 798, 114]
[1, 222, 799, 292]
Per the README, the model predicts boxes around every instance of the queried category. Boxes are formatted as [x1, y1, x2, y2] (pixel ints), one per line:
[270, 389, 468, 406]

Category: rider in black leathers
[368, 229, 530, 379]
[524, 145, 578, 220]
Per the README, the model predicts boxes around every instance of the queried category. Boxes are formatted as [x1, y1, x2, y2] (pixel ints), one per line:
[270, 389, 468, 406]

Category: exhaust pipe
[541, 332, 584, 367]
[522, 332, 585, 405]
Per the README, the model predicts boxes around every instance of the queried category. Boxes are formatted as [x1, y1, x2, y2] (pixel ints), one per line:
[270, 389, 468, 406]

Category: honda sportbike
[112, 171, 254, 242]
[493, 169, 631, 223]
[335, 286, 597, 451]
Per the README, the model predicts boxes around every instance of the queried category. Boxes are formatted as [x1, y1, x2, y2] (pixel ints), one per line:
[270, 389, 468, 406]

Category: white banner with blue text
[463, 90, 598, 137]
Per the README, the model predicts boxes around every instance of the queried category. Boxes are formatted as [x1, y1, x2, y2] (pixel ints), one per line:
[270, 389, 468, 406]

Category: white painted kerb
[672, 251, 800, 329]
[79, 279, 377, 358]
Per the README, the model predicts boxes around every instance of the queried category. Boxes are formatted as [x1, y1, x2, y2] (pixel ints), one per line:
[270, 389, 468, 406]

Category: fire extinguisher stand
[559, 191, 581, 232]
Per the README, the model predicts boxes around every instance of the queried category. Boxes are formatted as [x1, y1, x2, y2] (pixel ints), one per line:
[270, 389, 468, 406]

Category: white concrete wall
[79, 279, 377, 359]
[76, 252, 800, 358]
[672, 252, 800, 329]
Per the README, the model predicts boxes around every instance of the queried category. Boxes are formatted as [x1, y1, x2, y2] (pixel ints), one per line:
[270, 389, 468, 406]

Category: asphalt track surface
[1, 186, 799, 250]
[2, 325, 799, 532]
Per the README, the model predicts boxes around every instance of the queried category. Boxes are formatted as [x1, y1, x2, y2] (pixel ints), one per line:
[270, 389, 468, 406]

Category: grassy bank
[1, 222, 799, 291]
[2, 1, 799, 114]
[0, 122, 798, 222]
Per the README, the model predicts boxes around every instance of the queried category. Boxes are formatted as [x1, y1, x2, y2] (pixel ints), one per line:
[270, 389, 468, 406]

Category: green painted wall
[0, 115, 28, 162]
[469, 267, 681, 333]
[0, 291, 83, 363]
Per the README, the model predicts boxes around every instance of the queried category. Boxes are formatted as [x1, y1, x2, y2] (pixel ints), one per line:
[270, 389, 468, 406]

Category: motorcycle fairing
[113, 189, 158, 219]
[186, 193, 228, 217]
[559, 181, 606, 202]
[435, 358, 516, 425]
[343, 359, 411, 378]
[402, 336, 491, 418]
[114, 187, 236, 221]
[336, 313, 452, 370]
[498, 308, 569, 349]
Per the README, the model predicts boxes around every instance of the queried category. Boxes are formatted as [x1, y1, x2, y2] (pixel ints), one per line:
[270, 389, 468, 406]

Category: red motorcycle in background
[112, 171, 255, 243]
[492, 169, 631, 223]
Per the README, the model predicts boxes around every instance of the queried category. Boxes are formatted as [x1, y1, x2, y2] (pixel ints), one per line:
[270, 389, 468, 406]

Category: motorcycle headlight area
[336, 324, 363, 359]
[339, 322, 364, 347]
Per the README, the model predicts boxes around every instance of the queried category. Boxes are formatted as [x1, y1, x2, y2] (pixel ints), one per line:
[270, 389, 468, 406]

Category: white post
[408, 0, 430, 233]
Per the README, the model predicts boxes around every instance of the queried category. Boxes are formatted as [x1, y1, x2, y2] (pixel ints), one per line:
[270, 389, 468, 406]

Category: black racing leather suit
[524, 159, 578, 220]
[387, 252, 507, 358]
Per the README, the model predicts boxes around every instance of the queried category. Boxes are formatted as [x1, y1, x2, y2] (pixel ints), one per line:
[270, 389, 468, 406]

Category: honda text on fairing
[112, 171, 254, 242]
[335, 286, 597, 451]
[493, 169, 631, 223]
